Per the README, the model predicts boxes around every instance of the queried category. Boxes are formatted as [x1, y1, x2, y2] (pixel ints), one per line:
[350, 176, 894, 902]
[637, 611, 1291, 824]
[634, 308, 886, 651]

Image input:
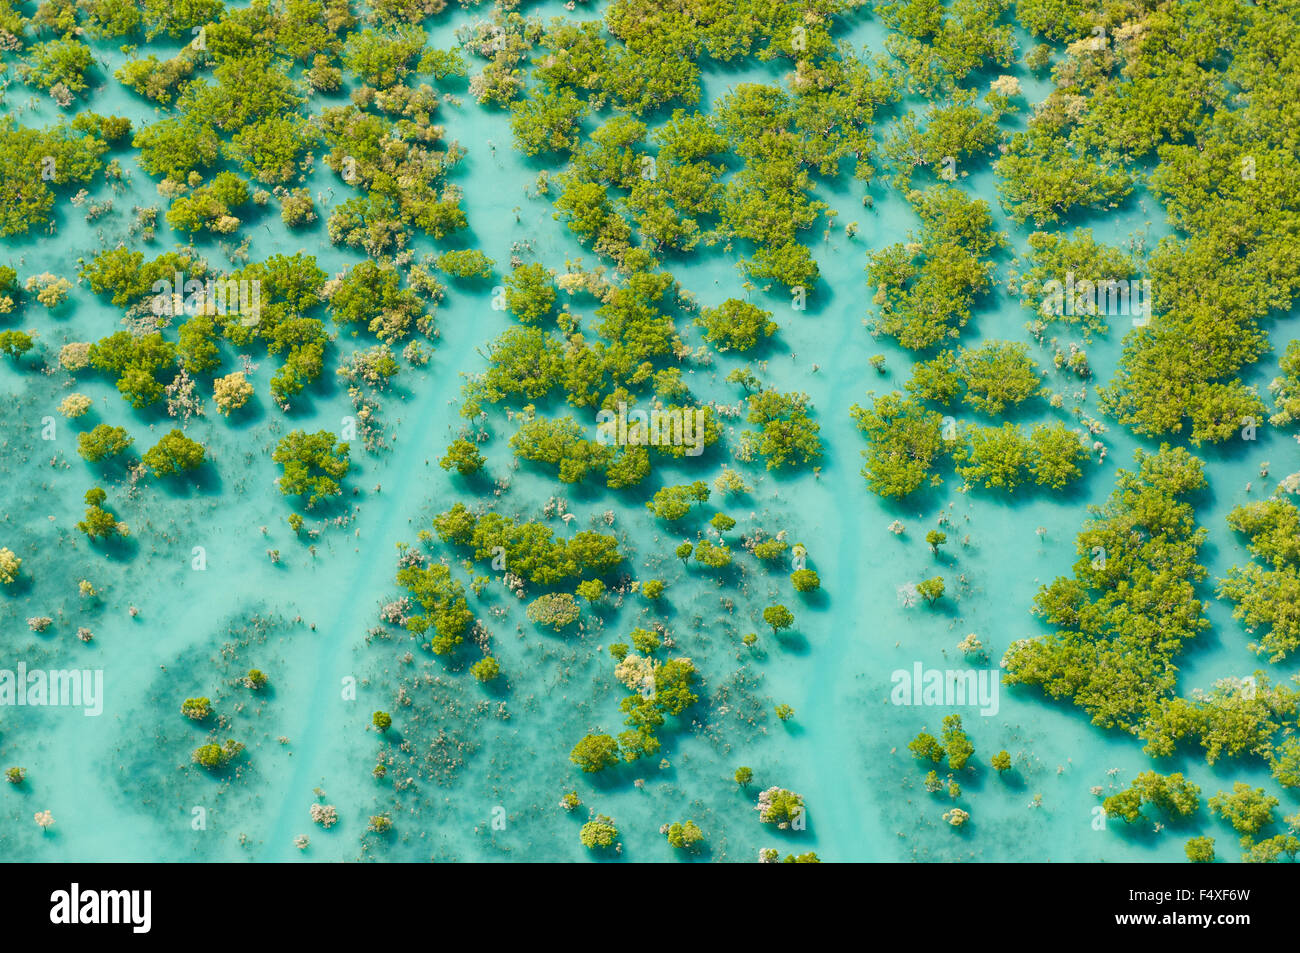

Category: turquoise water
[0, 4, 1295, 863]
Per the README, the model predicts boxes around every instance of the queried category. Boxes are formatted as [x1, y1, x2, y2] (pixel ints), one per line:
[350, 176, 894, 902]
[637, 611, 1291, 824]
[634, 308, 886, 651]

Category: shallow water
[0, 3, 1296, 863]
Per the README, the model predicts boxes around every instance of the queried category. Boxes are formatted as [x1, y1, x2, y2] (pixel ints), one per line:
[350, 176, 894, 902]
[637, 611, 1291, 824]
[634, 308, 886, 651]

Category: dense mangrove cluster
[848, 0, 1300, 860]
